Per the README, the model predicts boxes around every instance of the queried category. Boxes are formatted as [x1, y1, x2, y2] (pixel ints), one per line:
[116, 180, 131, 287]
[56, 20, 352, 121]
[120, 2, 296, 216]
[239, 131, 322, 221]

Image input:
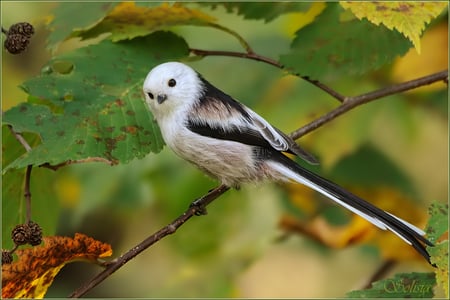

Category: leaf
[204, 2, 312, 23]
[280, 3, 412, 80]
[346, 272, 435, 298]
[426, 202, 448, 243]
[47, 2, 119, 48]
[340, 2, 448, 54]
[328, 145, 417, 195]
[1, 233, 112, 299]
[75, 2, 217, 42]
[426, 202, 449, 298]
[2, 31, 189, 171]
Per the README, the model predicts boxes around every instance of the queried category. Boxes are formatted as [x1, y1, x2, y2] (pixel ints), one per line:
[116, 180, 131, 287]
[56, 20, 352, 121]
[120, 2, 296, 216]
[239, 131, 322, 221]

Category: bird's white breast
[157, 112, 262, 187]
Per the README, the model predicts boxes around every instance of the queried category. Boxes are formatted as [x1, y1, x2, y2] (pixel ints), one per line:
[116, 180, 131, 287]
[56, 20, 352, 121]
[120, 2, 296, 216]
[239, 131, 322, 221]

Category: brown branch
[289, 70, 448, 139]
[7, 125, 34, 222]
[24, 165, 33, 222]
[362, 259, 397, 289]
[189, 48, 346, 102]
[69, 184, 230, 298]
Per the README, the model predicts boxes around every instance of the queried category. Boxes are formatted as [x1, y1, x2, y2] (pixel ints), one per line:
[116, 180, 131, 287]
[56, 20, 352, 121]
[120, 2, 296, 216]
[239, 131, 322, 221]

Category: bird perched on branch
[142, 61, 433, 264]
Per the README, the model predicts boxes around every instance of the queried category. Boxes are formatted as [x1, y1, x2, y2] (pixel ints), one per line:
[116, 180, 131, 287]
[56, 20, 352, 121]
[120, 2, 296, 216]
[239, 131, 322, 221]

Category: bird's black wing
[188, 75, 318, 164]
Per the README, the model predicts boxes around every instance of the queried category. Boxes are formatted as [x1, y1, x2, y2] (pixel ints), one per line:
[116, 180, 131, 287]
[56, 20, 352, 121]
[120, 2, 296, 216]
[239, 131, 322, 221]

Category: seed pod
[8, 22, 34, 38]
[11, 224, 28, 246]
[2, 250, 13, 265]
[27, 221, 43, 246]
[4, 34, 30, 54]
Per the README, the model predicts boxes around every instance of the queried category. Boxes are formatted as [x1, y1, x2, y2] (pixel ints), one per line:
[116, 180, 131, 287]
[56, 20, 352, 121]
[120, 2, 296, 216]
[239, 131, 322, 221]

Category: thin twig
[362, 259, 397, 289]
[40, 157, 117, 171]
[190, 48, 348, 102]
[24, 165, 33, 223]
[7, 124, 32, 152]
[289, 70, 448, 139]
[206, 23, 254, 53]
[69, 184, 230, 298]
[7, 125, 34, 223]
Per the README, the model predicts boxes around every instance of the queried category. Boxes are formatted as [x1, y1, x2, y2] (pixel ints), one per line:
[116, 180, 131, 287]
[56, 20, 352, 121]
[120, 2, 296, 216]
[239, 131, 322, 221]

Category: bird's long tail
[267, 154, 433, 264]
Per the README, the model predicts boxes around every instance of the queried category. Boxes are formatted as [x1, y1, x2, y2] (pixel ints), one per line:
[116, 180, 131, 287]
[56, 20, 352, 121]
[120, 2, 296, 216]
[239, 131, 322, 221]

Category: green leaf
[204, 2, 312, 22]
[47, 2, 118, 48]
[328, 145, 417, 197]
[426, 202, 448, 243]
[280, 3, 412, 80]
[426, 202, 449, 298]
[347, 272, 435, 298]
[75, 2, 217, 42]
[3, 31, 189, 171]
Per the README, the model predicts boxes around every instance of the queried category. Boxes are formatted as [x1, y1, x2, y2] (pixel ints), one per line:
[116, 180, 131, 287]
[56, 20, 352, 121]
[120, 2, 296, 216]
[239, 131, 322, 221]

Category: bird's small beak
[157, 94, 167, 104]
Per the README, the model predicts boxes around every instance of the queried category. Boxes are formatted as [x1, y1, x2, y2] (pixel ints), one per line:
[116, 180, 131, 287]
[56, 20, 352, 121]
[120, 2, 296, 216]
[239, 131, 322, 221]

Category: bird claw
[189, 199, 208, 216]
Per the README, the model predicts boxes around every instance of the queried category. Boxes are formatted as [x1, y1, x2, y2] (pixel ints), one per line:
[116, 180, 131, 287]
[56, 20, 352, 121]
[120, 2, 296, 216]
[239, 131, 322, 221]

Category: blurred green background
[2, 2, 447, 298]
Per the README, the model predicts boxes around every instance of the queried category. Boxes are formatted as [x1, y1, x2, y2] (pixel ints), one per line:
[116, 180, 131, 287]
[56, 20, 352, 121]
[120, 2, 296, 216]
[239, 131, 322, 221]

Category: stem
[362, 259, 397, 289]
[40, 157, 117, 171]
[7, 124, 32, 152]
[69, 184, 230, 298]
[24, 165, 32, 222]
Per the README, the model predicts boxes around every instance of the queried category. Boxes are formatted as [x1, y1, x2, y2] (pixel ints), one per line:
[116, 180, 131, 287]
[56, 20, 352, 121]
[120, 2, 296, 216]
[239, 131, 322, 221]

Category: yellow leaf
[340, 2, 448, 53]
[2, 233, 112, 299]
[391, 22, 448, 92]
[430, 240, 449, 298]
[78, 2, 216, 41]
[280, 184, 428, 262]
[281, 2, 327, 38]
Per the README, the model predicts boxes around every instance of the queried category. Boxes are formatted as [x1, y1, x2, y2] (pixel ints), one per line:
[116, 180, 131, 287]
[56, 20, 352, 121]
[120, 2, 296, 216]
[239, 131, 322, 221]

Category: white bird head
[143, 62, 203, 119]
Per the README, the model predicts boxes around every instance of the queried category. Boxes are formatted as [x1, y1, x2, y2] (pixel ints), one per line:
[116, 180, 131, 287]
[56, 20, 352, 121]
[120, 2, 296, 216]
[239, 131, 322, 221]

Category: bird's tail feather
[266, 155, 433, 263]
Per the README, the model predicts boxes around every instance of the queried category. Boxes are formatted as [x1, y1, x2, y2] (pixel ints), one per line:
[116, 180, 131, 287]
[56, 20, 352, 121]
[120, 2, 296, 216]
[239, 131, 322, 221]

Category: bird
[142, 61, 433, 264]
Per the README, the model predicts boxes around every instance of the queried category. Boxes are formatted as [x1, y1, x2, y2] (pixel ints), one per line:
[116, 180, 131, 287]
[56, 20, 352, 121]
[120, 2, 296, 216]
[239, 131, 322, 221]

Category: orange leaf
[2, 233, 112, 299]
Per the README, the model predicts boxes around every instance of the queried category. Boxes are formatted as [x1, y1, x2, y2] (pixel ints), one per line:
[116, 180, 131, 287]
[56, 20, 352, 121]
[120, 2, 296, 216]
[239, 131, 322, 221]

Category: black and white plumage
[142, 62, 433, 263]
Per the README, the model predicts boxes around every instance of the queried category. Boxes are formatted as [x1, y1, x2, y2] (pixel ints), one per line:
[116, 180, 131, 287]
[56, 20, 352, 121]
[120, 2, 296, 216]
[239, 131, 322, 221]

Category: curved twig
[69, 184, 230, 298]
[190, 48, 347, 101]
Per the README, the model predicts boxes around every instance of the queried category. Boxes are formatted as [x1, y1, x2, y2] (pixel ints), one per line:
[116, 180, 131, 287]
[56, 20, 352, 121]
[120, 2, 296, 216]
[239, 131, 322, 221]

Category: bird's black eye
[168, 79, 176, 87]
[147, 92, 154, 99]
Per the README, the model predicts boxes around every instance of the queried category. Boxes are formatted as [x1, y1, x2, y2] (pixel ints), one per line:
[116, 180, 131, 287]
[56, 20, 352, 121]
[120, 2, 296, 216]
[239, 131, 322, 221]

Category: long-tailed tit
[143, 62, 433, 263]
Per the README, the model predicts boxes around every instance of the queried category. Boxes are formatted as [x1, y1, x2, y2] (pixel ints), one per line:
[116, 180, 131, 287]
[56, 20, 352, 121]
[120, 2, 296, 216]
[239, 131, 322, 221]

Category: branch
[69, 184, 230, 298]
[189, 49, 447, 139]
[189, 48, 346, 101]
[206, 23, 254, 53]
[40, 157, 117, 171]
[7, 124, 32, 152]
[7, 125, 34, 223]
[289, 70, 448, 139]
[362, 259, 397, 290]
[24, 165, 32, 222]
